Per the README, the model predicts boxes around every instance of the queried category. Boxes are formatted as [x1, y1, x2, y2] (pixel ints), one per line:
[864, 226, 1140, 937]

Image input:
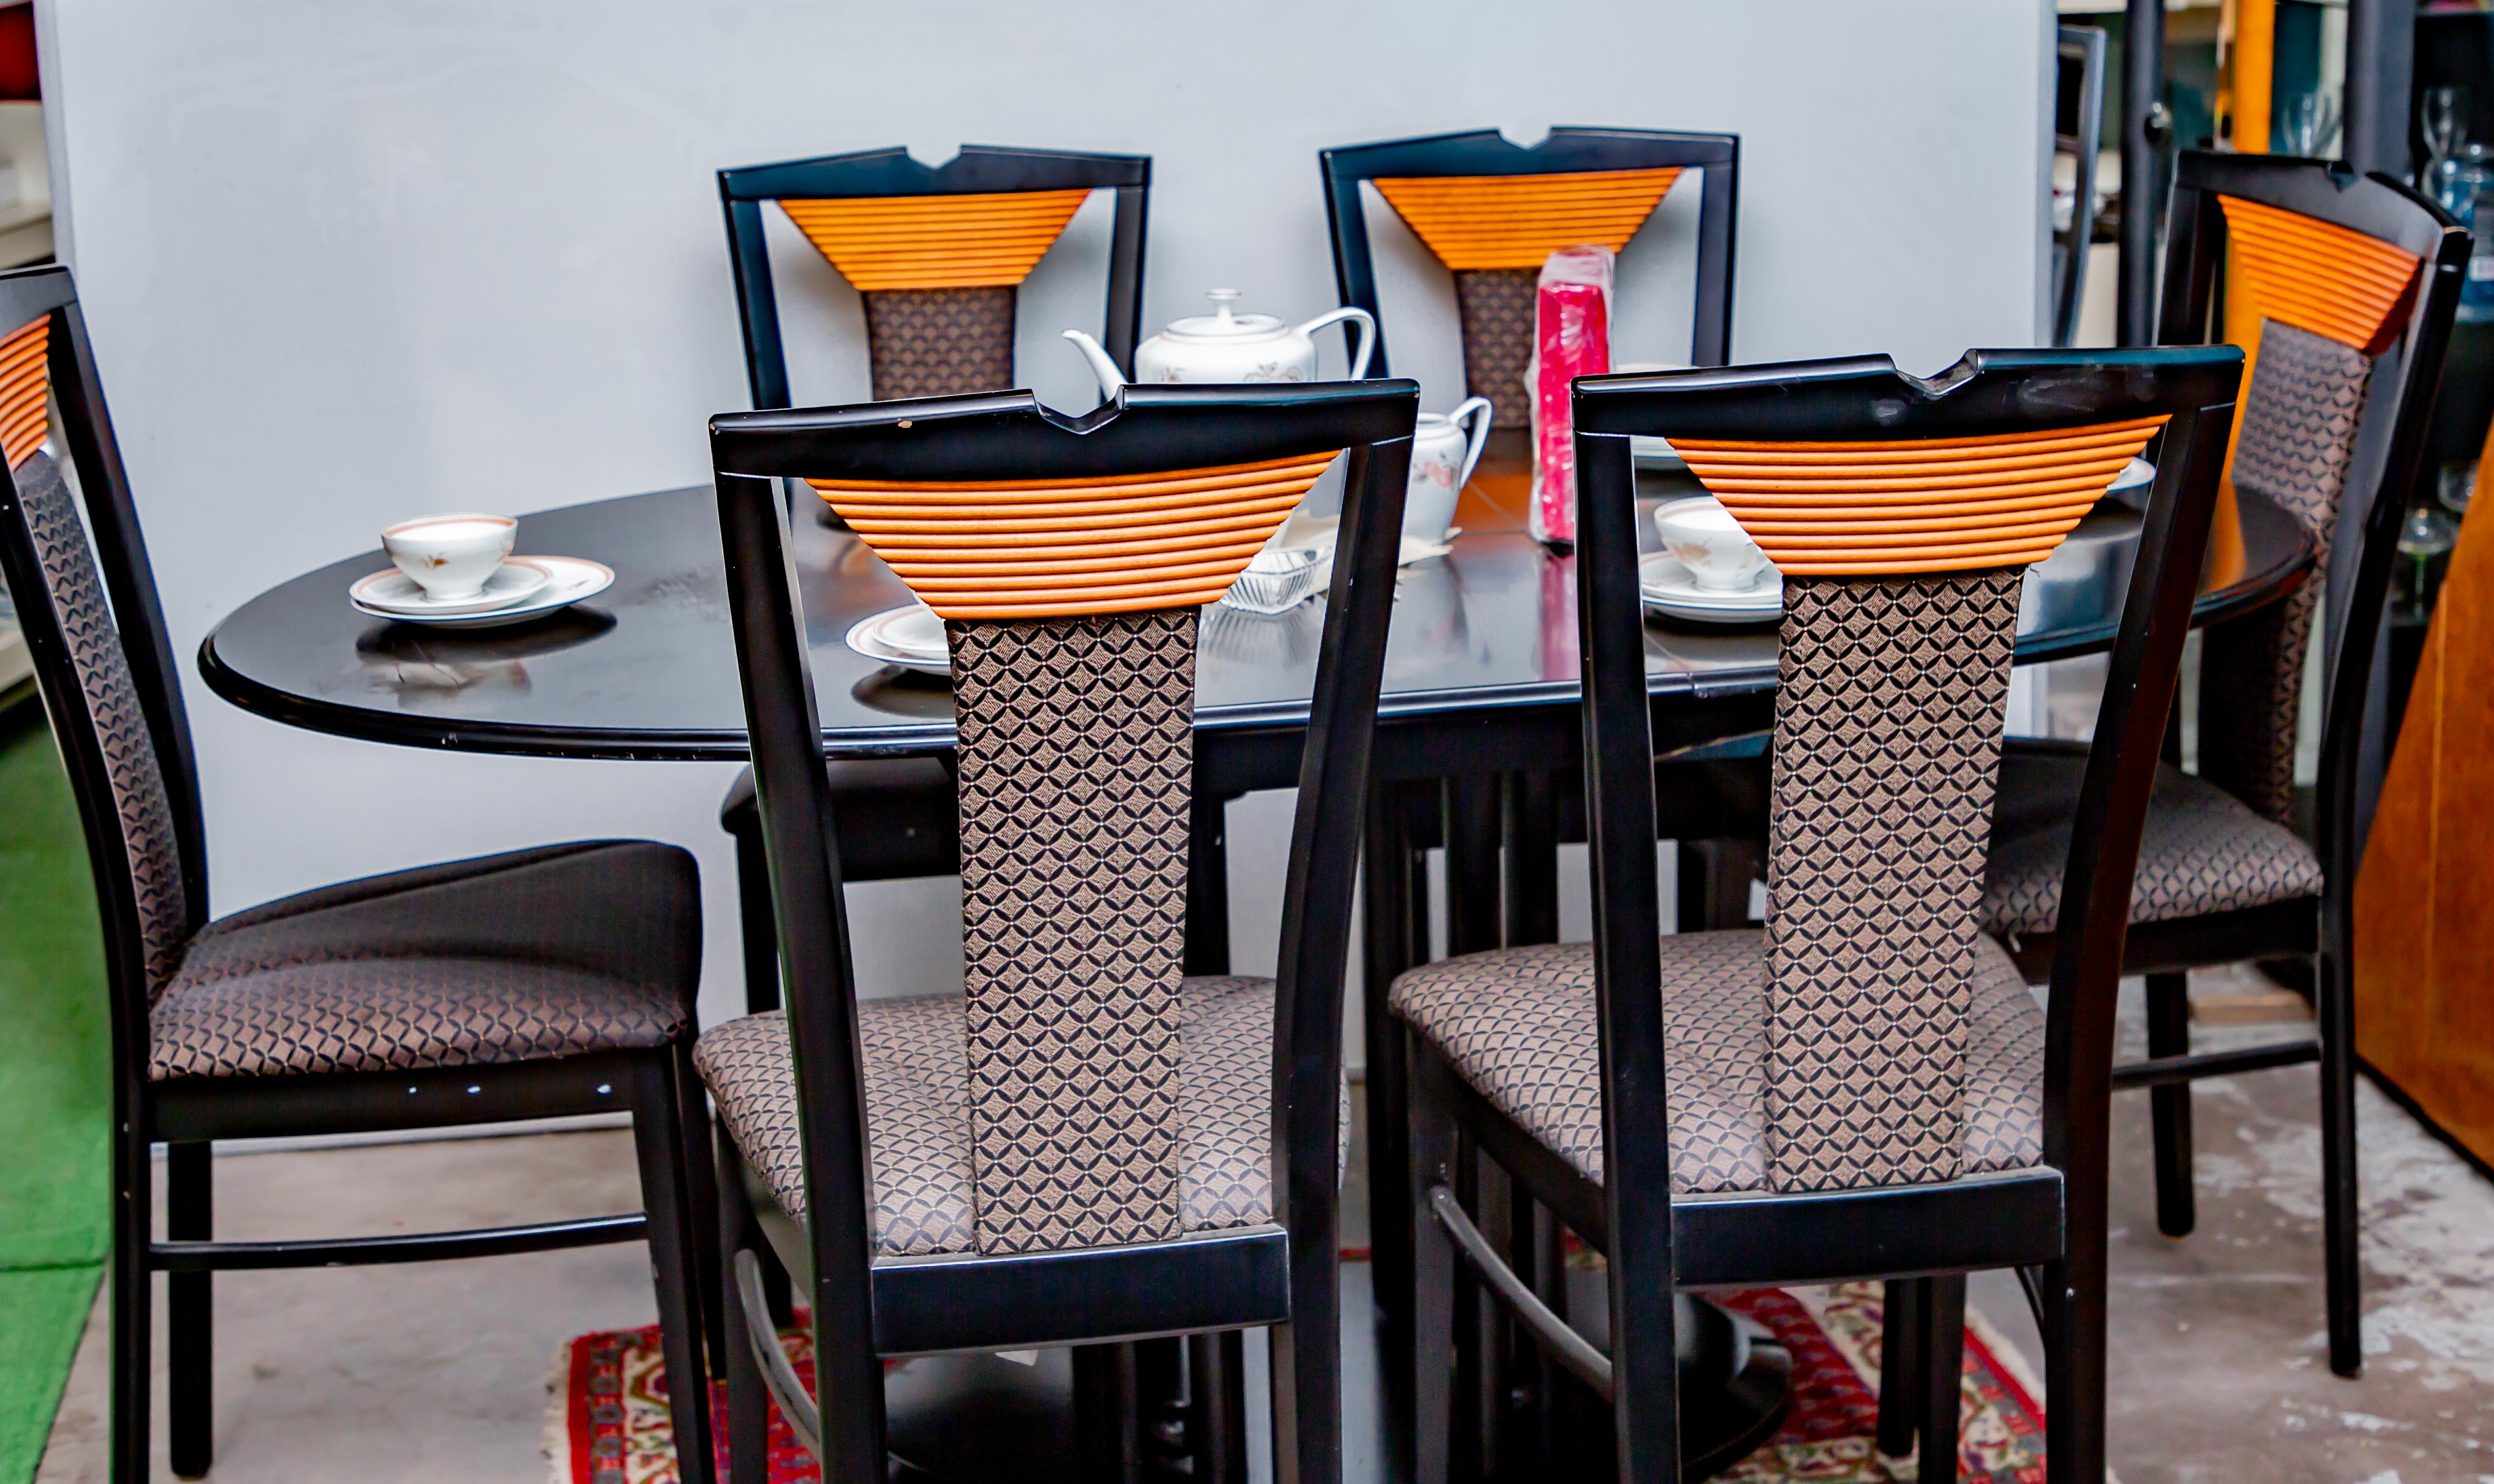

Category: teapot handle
[1448, 396, 1495, 489]
[1298, 306, 1376, 380]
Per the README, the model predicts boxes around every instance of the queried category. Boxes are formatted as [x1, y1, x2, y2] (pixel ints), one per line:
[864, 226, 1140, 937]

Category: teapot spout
[1061, 330, 1127, 396]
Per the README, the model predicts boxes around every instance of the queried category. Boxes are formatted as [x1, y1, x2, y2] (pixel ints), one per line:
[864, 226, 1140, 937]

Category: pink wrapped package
[1526, 246, 1615, 547]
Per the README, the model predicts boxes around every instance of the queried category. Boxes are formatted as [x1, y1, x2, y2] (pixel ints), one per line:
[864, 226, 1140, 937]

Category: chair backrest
[2052, 25, 2107, 348]
[2157, 154, 2465, 868]
[1319, 127, 1737, 426]
[0, 266, 209, 1045]
[709, 383, 1415, 1268]
[1570, 347, 2240, 1202]
[718, 145, 1150, 410]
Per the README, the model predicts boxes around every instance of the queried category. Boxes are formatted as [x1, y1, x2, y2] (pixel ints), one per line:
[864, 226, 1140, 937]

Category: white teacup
[1653, 497, 1771, 591]
[382, 513, 518, 600]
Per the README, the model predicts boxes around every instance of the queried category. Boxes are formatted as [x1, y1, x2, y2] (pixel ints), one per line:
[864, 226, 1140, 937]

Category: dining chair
[696, 379, 1417, 1484]
[1390, 346, 2243, 1483]
[1976, 154, 2466, 1382]
[1318, 126, 1739, 423]
[718, 143, 1150, 411]
[0, 265, 718, 1482]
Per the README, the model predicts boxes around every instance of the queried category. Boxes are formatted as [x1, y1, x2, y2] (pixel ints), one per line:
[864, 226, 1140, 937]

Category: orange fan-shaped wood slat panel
[812, 451, 1341, 618]
[2218, 195, 2423, 357]
[0, 316, 46, 470]
[779, 190, 1092, 292]
[1673, 416, 2168, 576]
[1371, 169, 1683, 271]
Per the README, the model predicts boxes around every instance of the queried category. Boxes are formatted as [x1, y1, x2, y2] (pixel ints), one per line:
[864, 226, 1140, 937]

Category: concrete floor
[34, 973, 2494, 1483]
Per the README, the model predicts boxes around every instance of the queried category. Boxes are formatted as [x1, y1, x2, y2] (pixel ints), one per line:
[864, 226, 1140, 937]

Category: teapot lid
[1162, 289, 1290, 341]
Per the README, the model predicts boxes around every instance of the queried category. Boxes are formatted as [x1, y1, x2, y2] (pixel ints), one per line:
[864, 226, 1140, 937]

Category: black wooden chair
[1319, 126, 1738, 422]
[711, 144, 1154, 1039]
[1391, 346, 2243, 1482]
[0, 265, 718, 1482]
[696, 380, 1416, 1484]
[718, 143, 1149, 412]
[1972, 155, 2467, 1383]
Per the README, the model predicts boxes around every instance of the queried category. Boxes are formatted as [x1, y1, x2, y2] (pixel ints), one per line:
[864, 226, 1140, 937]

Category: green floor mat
[0, 702, 109, 1481]
[0, 1267, 99, 1482]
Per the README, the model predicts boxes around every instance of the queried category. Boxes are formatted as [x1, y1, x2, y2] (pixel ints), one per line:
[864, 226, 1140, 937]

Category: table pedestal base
[879, 1296, 1791, 1482]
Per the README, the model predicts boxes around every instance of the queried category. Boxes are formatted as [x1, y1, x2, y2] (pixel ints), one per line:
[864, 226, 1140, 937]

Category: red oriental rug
[546, 1283, 2046, 1483]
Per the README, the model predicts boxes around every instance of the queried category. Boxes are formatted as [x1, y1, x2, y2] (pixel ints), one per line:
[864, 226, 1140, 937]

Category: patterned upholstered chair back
[719, 145, 1150, 410]
[1320, 128, 1738, 427]
[0, 268, 209, 1027]
[1571, 349, 2244, 1195]
[2162, 154, 2458, 831]
[713, 383, 1416, 1256]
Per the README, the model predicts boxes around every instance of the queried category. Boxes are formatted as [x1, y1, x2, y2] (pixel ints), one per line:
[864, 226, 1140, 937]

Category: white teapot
[1065, 289, 1375, 390]
[1403, 397, 1493, 545]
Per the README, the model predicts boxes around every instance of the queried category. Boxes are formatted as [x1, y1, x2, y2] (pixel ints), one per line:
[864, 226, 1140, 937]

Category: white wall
[39, 0, 2056, 1026]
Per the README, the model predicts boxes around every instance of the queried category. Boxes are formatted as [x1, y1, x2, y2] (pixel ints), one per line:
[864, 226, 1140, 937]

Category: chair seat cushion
[696, 975, 1287, 1259]
[1387, 930, 2044, 1194]
[1983, 746, 2322, 939]
[149, 841, 699, 1082]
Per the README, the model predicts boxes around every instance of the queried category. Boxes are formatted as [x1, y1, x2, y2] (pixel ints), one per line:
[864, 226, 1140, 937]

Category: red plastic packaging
[1527, 246, 1615, 546]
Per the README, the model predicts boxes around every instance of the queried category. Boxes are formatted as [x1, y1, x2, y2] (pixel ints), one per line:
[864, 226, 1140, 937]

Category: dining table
[197, 430, 2315, 1481]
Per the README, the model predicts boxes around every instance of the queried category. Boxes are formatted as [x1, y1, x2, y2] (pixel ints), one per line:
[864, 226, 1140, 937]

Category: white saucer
[846, 604, 950, 674]
[352, 557, 614, 629]
[1639, 552, 1783, 624]
[2108, 456, 2154, 494]
[352, 559, 551, 616]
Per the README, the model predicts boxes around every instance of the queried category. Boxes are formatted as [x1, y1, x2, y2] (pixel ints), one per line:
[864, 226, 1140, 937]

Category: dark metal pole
[2117, 0, 2168, 345]
[2344, 0, 2418, 178]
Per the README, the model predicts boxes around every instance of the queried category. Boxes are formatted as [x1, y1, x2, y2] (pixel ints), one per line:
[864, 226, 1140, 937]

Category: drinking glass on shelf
[2422, 86, 2468, 185]
[2278, 91, 2340, 159]
[2440, 461, 2479, 517]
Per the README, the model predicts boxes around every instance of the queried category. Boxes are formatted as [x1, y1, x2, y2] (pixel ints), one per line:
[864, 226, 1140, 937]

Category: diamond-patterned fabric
[1764, 570, 2021, 1193]
[950, 610, 1194, 1254]
[696, 975, 1289, 1259]
[13, 450, 189, 996]
[148, 841, 701, 1080]
[1388, 931, 2045, 1193]
[1452, 268, 1536, 428]
[861, 286, 1016, 402]
[1982, 746, 2323, 940]
[2199, 319, 2372, 825]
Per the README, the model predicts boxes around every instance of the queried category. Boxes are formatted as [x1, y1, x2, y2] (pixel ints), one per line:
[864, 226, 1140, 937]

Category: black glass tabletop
[197, 466, 2314, 764]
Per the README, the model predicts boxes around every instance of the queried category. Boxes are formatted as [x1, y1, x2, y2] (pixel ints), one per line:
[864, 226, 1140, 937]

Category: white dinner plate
[351, 559, 551, 616]
[846, 604, 950, 674]
[351, 556, 614, 630]
[1639, 552, 1783, 624]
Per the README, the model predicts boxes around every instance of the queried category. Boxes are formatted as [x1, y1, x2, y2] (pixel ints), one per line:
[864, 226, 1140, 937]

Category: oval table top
[198, 463, 2314, 764]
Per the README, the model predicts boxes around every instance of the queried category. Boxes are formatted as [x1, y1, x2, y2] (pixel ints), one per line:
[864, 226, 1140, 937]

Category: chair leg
[2144, 971, 2196, 1237]
[1874, 1278, 1923, 1460]
[1407, 1037, 1459, 1484]
[716, 1124, 771, 1484]
[1919, 1276, 1967, 1484]
[167, 1141, 213, 1479]
[2039, 1246, 2107, 1484]
[2318, 944, 2364, 1377]
[1073, 1342, 1143, 1484]
[630, 1053, 716, 1484]
[730, 807, 781, 1016]
[1186, 1330, 1248, 1484]
[674, 1043, 726, 1375]
[111, 1115, 151, 1484]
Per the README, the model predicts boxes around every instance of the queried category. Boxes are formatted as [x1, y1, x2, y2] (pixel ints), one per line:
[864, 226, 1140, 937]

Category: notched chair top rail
[709, 382, 1418, 484]
[1573, 348, 2244, 442]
